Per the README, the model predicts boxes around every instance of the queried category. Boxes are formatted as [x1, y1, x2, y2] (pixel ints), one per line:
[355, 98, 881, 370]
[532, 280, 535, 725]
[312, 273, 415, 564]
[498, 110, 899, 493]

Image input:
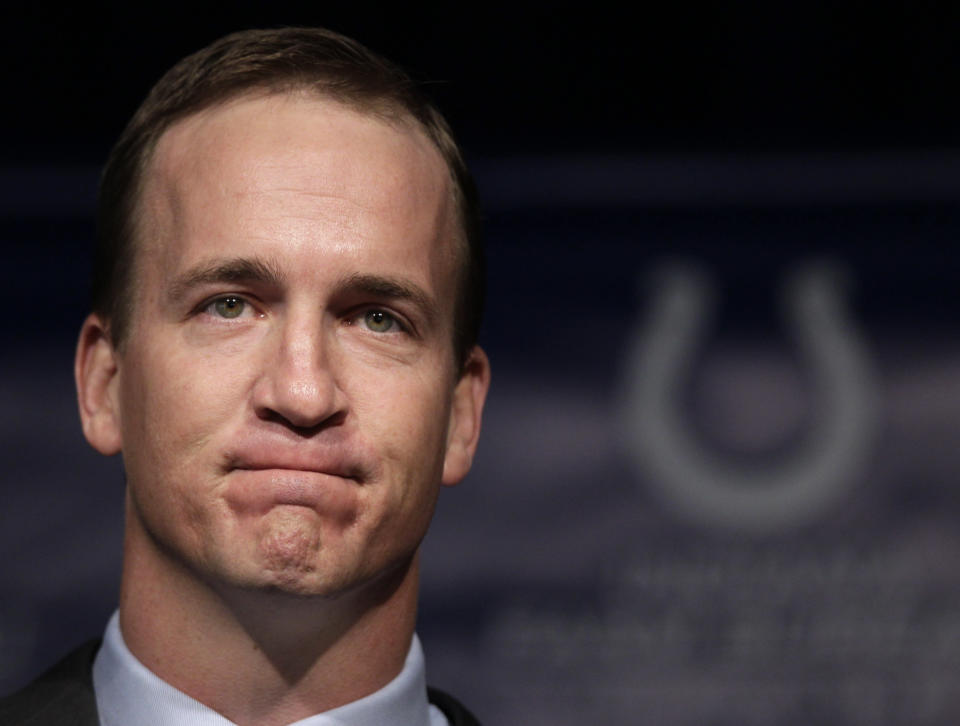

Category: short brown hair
[94, 27, 483, 366]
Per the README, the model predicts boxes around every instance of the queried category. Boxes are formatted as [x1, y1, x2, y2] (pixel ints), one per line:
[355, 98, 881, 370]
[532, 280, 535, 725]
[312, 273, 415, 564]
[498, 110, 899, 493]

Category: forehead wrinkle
[239, 185, 382, 221]
[248, 160, 440, 213]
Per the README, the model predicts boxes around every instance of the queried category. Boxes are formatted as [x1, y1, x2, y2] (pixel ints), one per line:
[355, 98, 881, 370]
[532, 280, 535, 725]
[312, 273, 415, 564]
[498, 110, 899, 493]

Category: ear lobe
[75, 314, 123, 456]
[442, 346, 491, 487]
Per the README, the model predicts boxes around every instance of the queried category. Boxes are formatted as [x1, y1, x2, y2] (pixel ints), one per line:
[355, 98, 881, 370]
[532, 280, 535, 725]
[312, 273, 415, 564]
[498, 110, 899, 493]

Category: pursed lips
[224, 440, 371, 481]
[233, 461, 360, 480]
[220, 441, 374, 515]
[223, 468, 365, 519]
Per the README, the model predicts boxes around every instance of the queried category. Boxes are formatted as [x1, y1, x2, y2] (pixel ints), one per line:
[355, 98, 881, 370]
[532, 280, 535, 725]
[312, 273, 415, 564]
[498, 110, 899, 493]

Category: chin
[219, 541, 369, 602]
[201, 510, 420, 602]
[252, 548, 417, 605]
[219, 558, 346, 600]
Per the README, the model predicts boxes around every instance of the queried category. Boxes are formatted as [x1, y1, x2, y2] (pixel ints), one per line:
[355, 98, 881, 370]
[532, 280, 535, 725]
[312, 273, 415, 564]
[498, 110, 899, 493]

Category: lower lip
[226, 468, 358, 515]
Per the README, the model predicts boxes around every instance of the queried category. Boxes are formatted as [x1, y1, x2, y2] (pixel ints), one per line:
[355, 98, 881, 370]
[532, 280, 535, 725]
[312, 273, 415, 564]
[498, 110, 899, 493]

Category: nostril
[256, 407, 347, 435]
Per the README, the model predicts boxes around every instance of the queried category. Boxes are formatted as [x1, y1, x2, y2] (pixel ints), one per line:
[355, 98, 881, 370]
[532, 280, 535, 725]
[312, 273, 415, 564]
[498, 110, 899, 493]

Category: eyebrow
[334, 273, 440, 327]
[167, 257, 286, 303]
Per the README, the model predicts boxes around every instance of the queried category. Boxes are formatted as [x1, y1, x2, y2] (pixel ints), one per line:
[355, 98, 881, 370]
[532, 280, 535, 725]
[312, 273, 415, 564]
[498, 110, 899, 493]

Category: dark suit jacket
[0, 641, 481, 726]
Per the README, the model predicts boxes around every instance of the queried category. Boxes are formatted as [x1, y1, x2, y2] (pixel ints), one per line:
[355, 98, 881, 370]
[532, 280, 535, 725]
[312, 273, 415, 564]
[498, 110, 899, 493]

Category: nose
[252, 314, 347, 431]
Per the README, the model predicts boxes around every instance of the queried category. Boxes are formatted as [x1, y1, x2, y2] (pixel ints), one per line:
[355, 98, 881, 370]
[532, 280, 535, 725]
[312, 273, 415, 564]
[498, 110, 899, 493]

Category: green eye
[214, 296, 246, 318]
[364, 310, 395, 333]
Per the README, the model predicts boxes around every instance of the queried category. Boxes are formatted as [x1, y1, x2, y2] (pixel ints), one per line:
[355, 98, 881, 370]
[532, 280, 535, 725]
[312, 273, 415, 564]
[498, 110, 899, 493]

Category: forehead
[137, 92, 457, 288]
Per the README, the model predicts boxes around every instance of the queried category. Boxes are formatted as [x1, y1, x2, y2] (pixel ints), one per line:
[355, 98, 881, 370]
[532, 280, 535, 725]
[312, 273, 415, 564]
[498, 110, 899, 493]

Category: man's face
[80, 93, 487, 597]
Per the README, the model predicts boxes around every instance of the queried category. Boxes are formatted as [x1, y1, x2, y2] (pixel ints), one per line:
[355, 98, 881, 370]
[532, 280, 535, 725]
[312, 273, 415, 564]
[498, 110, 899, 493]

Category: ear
[75, 313, 123, 455]
[442, 346, 491, 486]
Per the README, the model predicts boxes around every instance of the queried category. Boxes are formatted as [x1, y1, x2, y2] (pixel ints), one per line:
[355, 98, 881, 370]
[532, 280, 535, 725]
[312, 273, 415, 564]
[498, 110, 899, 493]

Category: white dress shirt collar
[92, 611, 447, 726]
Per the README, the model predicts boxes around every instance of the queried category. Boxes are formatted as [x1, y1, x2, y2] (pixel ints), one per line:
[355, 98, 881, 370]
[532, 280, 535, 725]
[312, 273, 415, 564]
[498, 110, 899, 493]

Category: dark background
[3, 3, 960, 724]
[7, 4, 960, 160]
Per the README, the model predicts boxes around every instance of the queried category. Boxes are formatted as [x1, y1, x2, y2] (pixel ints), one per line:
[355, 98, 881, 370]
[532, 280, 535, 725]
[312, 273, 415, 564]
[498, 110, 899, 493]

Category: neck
[118, 498, 419, 726]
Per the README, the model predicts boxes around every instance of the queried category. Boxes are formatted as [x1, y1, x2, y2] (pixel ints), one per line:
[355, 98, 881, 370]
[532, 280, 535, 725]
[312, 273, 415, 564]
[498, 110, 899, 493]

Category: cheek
[352, 373, 452, 531]
[118, 344, 248, 495]
[354, 368, 452, 466]
[117, 345, 253, 557]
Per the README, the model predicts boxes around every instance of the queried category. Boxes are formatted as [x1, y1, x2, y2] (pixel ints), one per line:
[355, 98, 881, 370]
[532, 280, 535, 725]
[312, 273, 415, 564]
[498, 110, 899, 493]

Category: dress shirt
[92, 612, 448, 726]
